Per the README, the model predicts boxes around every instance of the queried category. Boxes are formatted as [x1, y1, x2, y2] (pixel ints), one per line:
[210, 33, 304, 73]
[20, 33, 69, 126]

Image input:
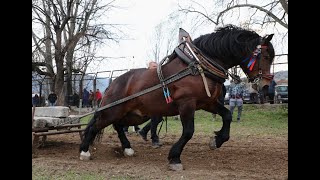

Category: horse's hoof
[80, 151, 91, 160]
[124, 148, 134, 156]
[209, 136, 217, 150]
[168, 163, 183, 171]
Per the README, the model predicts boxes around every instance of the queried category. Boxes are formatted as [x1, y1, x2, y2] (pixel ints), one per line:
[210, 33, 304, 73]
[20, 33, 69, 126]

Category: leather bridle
[242, 42, 274, 86]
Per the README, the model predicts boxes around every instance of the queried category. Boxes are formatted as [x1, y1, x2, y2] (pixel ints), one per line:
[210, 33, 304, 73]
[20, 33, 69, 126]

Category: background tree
[32, 0, 121, 105]
[178, 0, 287, 29]
[177, 0, 288, 77]
[148, 17, 182, 63]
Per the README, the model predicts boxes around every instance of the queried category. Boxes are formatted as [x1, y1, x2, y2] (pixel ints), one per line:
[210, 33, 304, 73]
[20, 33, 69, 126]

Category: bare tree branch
[279, 0, 288, 14]
[217, 4, 288, 29]
[178, 4, 218, 25]
[32, 0, 123, 105]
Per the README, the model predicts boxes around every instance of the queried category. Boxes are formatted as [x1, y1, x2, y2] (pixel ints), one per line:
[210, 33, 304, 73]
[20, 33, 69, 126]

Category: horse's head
[240, 34, 275, 93]
[192, 25, 275, 93]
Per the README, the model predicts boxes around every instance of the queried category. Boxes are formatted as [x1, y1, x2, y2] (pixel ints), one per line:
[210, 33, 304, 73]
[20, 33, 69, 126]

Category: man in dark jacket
[268, 79, 277, 104]
[48, 92, 57, 106]
[82, 88, 90, 108]
[32, 94, 40, 107]
[73, 93, 80, 107]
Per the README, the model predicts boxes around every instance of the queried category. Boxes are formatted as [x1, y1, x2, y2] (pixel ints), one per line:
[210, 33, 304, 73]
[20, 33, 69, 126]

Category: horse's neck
[218, 57, 242, 70]
[194, 46, 244, 70]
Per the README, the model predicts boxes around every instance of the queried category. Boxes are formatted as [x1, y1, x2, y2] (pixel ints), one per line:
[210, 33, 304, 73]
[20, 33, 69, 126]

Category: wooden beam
[33, 129, 85, 136]
[32, 123, 87, 132]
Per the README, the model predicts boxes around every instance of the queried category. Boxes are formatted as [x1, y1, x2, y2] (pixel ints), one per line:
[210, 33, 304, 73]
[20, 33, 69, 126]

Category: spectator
[82, 88, 90, 108]
[73, 93, 80, 107]
[32, 94, 40, 107]
[47, 91, 57, 106]
[148, 61, 157, 69]
[228, 75, 245, 122]
[95, 89, 103, 107]
[88, 90, 94, 108]
[268, 79, 277, 104]
[247, 82, 259, 104]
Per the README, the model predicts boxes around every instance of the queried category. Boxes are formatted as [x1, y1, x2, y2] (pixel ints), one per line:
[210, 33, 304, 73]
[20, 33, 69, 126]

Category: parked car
[242, 89, 259, 104]
[275, 84, 288, 103]
[242, 89, 251, 104]
[225, 83, 259, 104]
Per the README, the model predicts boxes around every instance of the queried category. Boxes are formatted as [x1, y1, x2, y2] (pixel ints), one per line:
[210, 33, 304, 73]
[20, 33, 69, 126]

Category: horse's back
[104, 68, 159, 103]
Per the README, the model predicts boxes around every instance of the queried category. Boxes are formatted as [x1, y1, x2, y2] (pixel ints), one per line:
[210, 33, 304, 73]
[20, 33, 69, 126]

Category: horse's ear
[263, 34, 274, 43]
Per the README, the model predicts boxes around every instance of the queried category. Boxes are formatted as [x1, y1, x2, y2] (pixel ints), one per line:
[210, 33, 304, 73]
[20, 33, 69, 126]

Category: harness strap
[78, 67, 195, 119]
[175, 41, 227, 80]
[196, 64, 211, 97]
[184, 41, 212, 97]
[174, 46, 194, 65]
[157, 56, 174, 103]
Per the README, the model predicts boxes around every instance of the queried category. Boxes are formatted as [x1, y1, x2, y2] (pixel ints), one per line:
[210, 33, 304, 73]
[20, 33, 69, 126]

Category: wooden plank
[33, 129, 85, 136]
[32, 123, 86, 153]
[32, 123, 87, 132]
[54, 123, 87, 128]
[32, 135, 40, 154]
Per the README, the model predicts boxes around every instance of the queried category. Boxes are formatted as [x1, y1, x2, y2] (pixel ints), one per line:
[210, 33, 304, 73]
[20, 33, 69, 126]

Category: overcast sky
[87, 0, 288, 75]
[87, 0, 178, 73]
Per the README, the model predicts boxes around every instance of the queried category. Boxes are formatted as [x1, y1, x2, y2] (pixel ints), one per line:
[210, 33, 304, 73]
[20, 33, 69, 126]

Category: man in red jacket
[95, 89, 103, 107]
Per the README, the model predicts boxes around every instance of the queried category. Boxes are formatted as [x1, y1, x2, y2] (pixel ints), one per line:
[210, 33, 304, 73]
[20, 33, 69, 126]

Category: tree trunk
[66, 49, 74, 100]
[54, 30, 66, 106]
[55, 64, 65, 106]
[44, 1, 54, 92]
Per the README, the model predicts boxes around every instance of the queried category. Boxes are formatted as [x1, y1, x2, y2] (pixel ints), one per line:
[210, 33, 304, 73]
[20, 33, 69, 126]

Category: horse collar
[174, 41, 228, 81]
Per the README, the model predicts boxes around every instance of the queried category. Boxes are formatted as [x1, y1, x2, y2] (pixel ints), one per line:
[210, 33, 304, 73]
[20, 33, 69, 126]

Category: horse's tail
[82, 111, 104, 146]
[94, 128, 104, 144]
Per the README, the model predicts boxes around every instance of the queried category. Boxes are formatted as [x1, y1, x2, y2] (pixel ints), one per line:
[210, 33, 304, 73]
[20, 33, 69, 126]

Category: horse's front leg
[209, 102, 232, 149]
[168, 103, 195, 171]
[113, 123, 135, 156]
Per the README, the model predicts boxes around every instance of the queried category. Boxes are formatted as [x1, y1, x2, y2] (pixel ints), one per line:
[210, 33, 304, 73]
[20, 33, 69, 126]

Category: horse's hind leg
[150, 116, 163, 148]
[168, 103, 196, 171]
[113, 124, 135, 156]
[209, 103, 232, 149]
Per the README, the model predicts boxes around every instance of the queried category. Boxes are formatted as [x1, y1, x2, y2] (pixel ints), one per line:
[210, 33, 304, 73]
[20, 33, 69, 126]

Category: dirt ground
[32, 130, 288, 180]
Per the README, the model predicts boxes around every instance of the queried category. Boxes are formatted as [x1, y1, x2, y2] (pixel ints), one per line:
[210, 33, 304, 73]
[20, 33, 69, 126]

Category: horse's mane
[192, 24, 261, 60]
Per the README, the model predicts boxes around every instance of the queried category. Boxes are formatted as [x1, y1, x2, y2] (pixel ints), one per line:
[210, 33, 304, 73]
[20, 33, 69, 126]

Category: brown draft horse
[79, 25, 275, 171]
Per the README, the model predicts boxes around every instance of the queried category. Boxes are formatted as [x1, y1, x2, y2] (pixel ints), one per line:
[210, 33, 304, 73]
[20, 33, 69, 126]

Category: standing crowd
[31, 88, 103, 108]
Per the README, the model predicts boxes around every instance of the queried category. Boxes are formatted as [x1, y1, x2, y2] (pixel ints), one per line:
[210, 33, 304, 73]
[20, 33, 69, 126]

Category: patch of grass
[33, 104, 287, 179]
[32, 166, 105, 180]
[229, 104, 288, 136]
[153, 104, 288, 137]
[78, 104, 288, 138]
[32, 164, 146, 180]
[80, 114, 93, 124]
